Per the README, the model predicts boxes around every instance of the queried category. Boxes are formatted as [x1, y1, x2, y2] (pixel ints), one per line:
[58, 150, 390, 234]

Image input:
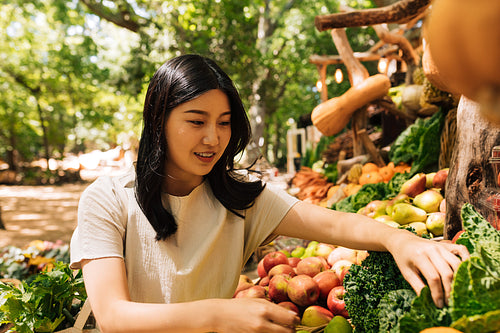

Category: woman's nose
[202, 125, 219, 145]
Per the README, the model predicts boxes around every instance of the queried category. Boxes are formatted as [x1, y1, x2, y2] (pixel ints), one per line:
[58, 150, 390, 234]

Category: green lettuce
[389, 110, 445, 175]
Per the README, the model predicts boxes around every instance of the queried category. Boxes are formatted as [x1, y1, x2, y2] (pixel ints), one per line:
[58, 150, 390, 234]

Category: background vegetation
[0, 0, 380, 174]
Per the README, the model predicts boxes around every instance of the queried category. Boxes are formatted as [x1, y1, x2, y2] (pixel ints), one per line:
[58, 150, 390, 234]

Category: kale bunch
[343, 251, 411, 333]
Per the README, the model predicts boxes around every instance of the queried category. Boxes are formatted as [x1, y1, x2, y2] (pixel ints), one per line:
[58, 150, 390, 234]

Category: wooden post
[316, 64, 328, 102]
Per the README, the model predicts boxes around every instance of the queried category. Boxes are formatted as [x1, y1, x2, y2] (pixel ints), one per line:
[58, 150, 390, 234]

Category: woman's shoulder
[81, 167, 135, 203]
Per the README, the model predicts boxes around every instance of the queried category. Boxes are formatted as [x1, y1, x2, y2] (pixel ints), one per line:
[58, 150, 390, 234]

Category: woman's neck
[163, 174, 204, 196]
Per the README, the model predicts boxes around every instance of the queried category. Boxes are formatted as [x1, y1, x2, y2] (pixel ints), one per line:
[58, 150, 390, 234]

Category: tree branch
[79, 0, 149, 32]
[315, 0, 430, 31]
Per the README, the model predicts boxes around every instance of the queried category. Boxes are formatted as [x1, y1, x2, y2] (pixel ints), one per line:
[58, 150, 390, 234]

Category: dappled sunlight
[0, 184, 87, 248]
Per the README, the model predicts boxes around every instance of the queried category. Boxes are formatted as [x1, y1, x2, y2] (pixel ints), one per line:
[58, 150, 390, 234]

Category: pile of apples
[358, 168, 449, 237]
[233, 242, 367, 327]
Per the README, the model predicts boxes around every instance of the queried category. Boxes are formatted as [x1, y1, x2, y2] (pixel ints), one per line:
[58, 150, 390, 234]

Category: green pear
[391, 203, 427, 224]
[426, 172, 436, 188]
[385, 193, 410, 216]
[426, 212, 445, 236]
[413, 190, 444, 213]
[408, 222, 429, 237]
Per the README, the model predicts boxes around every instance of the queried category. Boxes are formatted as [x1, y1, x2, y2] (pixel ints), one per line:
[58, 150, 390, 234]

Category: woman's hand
[210, 298, 300, 333]
[387, 234, 469, 308]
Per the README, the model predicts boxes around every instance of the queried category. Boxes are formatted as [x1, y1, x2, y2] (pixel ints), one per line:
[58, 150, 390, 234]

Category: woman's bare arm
[274, 201, 469, 307]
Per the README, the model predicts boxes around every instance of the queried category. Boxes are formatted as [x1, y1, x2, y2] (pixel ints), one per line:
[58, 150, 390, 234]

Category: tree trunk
[445, 96, 500, 239]
[36, 101, 51, 166]
[0, 206, 4, 230]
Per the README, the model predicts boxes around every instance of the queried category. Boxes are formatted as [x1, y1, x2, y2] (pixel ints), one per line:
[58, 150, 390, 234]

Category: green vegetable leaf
[343, 251, 411, 333]
[398, 287, 452, 333]
[451, 309, 500, 333]
[377, 289, 416, 333]
[389, 110, 445, 175]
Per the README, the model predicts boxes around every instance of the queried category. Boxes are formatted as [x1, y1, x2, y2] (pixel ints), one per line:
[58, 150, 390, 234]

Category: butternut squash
[427, 0, 500, 122]
[311, 74, 391, 136]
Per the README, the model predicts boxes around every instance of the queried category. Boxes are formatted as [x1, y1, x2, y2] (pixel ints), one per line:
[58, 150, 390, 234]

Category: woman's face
[164, 89, 231, 190]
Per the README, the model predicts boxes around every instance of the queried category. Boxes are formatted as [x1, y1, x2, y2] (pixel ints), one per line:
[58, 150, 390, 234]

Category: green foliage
[450, 204, 500, 329]
[0, 0, 381, 170]
[377, 289, 416, 333]
[397, 287, 452, 333]
[333, 172, 411, 212]
[343, 250, 411, 333]
[0, 262, 86, 333]
[388, 110, 446, 175]
[381, 203, 500, 333]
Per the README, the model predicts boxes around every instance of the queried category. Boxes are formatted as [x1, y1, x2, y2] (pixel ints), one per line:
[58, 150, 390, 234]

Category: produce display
[234, 241, 366, 331]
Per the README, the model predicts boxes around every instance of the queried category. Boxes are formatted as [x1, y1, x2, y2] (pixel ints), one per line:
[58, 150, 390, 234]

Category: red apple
[268, 264, 296, 279]
[235, 285, 268, 299]
[300, 305, 334, 327]
[339, 267, 350, 285]
[287, 257, 301, 268]
[257, 258, 267, 278]
[268, 275, 291, 303]
[287, 274, 320, 307]
[331, 259, 353, 281]
[451, 230, 465, 243]
[296, 256, 327, 277]
[312, 270, 341, 300]
[233, 274, 254, 297]
[327, 286, 349, 318]
[258, 276, 270, 287]
[263, 251, 289, 273]
[277, 301, 300, 315]
[327, 247, 357, 267]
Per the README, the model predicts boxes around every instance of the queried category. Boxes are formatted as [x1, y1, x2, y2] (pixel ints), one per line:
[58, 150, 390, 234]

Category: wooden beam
[315, 0, 430, 31]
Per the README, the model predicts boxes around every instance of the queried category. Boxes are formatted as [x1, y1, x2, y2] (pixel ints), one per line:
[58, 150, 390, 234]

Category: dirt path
[0, 183, 89, 248]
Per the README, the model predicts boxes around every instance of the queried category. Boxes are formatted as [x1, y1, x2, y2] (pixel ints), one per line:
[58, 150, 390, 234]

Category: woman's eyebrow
[183, 110, 231, 116]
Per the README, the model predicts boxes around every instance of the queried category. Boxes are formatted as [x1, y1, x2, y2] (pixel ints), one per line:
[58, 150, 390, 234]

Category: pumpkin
[361, 162, 379, 174]
[378, 165, 395, 182]
[359, 171, 384, 185]
[311, 74, 391, 136]
[427, 0, 500, 122]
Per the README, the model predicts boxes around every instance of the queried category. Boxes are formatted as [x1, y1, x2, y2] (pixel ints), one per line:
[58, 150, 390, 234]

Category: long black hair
[135, 54, 265, 241]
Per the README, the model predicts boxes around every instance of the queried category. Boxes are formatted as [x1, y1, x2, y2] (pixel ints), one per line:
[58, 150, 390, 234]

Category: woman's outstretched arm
[273, 201, 470, 308]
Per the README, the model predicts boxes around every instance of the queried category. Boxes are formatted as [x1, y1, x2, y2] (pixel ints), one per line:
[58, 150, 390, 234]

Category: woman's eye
[220, 120, 231, 126]
[189, 120, 204, 125]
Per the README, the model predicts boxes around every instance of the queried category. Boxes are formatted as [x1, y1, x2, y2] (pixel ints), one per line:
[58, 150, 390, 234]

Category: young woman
[70, 54, 469, 333]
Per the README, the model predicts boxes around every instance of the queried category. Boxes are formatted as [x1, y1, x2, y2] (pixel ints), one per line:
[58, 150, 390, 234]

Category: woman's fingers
[402, 242, 469, 308]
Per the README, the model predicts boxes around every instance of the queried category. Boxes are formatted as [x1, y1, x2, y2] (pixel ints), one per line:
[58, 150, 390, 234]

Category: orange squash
[362, 162, 379, 174]
[427, 0, 500, 122]
[359, 171, 384, 185]
[311, 74, 391, 136]
[378, 165, 395, 182]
